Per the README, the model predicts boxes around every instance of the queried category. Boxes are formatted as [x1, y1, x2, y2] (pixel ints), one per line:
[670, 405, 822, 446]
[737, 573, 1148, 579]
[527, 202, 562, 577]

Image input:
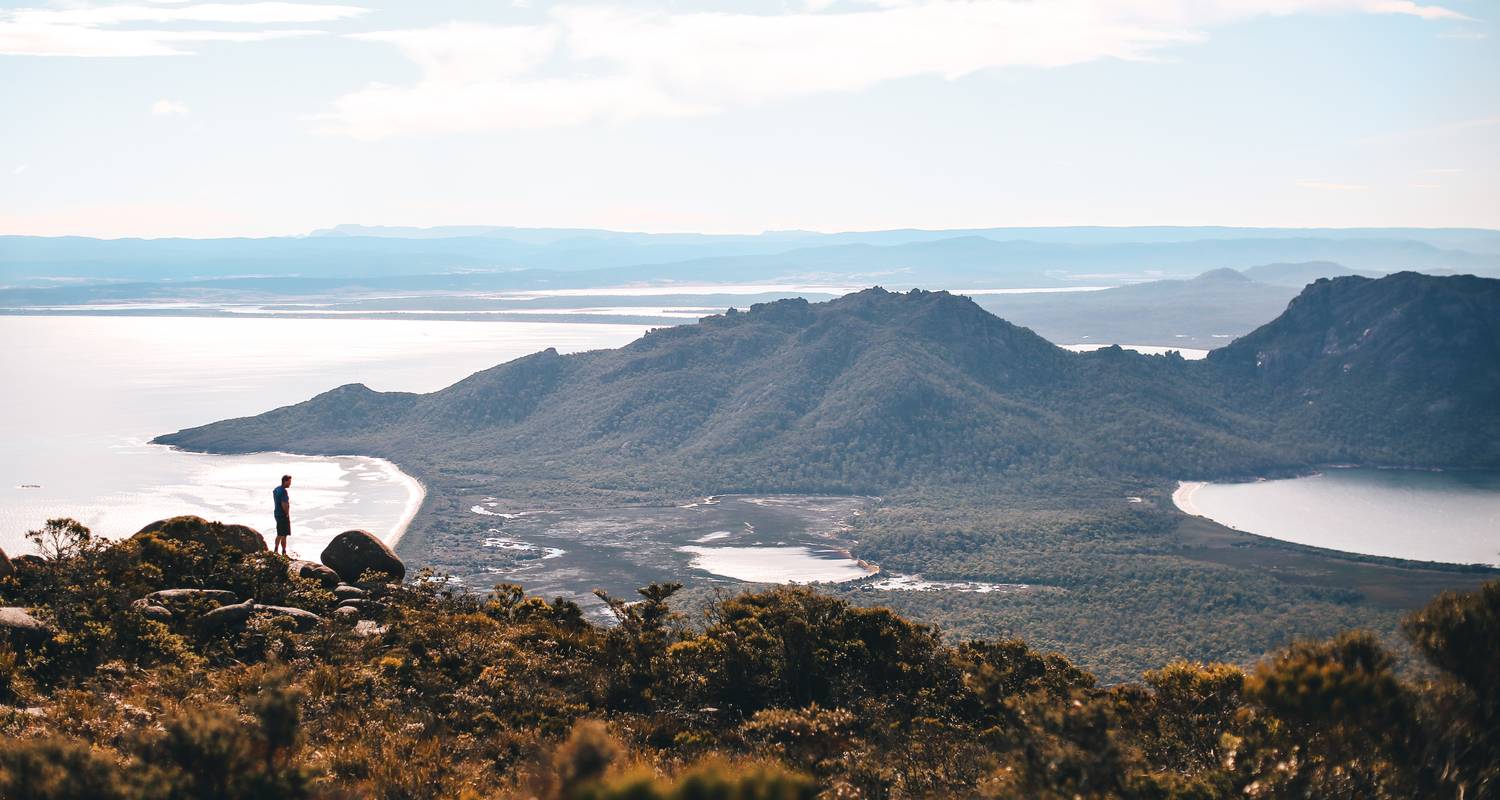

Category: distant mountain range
[5, 226, 1498, 288]
[157, 273, 1500, 507]
[3, 247, 1482, 354]
[1241, 260, 1378, 286]
[973, 267, 1300, 348]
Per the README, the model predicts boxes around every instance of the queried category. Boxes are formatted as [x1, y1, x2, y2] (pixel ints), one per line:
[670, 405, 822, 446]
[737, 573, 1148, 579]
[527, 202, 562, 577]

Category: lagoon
[1175, 469, 1500, 566]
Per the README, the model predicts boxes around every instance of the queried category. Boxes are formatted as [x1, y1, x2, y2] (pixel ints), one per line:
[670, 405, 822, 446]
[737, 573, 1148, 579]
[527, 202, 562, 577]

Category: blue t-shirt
[273, 485, 289, 519]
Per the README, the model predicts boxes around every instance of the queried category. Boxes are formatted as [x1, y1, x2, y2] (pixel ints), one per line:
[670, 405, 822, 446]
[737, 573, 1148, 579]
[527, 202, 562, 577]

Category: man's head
[281, 475, 292, 488]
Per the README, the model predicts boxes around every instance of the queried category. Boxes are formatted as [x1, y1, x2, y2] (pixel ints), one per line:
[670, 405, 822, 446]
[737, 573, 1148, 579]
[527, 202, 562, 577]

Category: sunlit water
[679, 545, 874, 583]
[1174, 469, 1500, 566]
[1, 316, 649, 557]
[1062, 343, 1209, 359]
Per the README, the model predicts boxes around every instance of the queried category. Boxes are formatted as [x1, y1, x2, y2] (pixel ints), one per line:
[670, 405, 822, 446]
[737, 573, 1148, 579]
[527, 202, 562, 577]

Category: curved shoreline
[1171, 470, 1500, 568]
[150, 444, 426, 550]
[366, 456, 427, 549]
[1170, 480, 1207, 516]
[254, 451, 427, 549]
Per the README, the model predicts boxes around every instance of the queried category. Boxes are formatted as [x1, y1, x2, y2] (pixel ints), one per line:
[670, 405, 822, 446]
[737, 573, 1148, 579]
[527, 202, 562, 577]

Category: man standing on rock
[273, 475, 292, 556]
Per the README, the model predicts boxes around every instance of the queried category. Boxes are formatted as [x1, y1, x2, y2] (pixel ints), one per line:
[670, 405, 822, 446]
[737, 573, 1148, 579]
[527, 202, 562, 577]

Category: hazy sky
[2, 0, 1497, 237]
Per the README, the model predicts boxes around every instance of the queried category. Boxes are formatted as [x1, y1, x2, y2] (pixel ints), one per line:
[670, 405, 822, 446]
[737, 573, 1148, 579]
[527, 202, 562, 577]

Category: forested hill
[156, 273, 1500, 494]
[1209, 272, 1500, 465]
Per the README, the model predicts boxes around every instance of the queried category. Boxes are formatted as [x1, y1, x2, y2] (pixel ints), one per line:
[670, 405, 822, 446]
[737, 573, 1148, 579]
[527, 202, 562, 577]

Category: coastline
[1169, 470, 1500, 569]
[374, 456, 427, 549]
[1171, 480, 1207, 516]
[148, 443, 427, 550]
[262, 450, 428, 550]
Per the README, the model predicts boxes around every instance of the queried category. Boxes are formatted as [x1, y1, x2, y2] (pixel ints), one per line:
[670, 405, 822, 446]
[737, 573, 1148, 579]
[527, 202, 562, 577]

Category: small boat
[18, 484, 42, 489]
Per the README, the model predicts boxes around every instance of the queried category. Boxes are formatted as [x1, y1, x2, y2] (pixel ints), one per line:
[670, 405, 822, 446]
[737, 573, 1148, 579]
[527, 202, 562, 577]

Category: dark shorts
[275, 516, 291, 537]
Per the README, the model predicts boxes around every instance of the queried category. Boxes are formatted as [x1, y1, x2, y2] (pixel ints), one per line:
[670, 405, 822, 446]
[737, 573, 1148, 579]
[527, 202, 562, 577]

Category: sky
[1, 0, 1497, 238]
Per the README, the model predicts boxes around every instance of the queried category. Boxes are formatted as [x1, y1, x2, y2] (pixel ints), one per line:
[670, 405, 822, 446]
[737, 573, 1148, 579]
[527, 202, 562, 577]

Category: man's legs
[275, 516, 290, 555]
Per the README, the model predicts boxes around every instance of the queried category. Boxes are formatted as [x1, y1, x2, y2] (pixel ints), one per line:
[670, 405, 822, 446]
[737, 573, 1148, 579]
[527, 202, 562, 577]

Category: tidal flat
[437, 494, 875, 611]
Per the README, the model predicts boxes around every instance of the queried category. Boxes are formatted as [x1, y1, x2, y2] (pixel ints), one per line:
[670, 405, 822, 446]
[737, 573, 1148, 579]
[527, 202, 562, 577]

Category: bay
[1175, 469, 1500, 566]
[0, 316, 649, 557]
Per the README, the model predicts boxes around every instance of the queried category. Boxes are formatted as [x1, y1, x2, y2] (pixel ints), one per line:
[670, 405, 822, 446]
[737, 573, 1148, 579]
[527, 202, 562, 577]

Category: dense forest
[2, 517, 1497, 799]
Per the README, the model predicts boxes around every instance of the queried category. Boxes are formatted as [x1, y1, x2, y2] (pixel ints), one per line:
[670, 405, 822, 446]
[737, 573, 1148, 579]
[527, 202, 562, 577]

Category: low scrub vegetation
[2, 518, 1497, 798]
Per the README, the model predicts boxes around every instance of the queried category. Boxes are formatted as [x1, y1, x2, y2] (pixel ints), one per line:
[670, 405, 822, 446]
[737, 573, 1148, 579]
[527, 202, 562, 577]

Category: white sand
[680, 545, 875, 583]
[869, 573, 1028, 593]
[1172, 481, 1207, 516]
[372, 457, 426, 548]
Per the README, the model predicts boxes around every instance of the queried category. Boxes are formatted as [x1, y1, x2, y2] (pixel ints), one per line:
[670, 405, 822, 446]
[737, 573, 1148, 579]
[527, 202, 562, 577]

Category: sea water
[1, 315, 648, 555]
[1175, 469, 1500, 566]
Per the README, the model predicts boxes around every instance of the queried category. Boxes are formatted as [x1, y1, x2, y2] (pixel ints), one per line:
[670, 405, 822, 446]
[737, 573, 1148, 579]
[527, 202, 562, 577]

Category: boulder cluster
[0, 546, 51, 649]
[1, 517, 405, 649]
[131, 590, 325, 633]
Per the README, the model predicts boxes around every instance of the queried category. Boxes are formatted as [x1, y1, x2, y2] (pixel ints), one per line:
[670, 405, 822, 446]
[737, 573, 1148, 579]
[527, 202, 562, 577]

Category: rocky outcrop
[332, 605, 359, 620]
[288, 559, 340, 588]
[0, 607, 52, 649]
[145, 593, 322, 633]
[135, 516, 266, 554]
[252, 604, 323, 631]
[353, 619, 387, 637]
[199, 598, 256, 631]
[333, 584, 368, 601]
[10, 554, 44, 571]
[0, 547, 12, 580]
[131, 599, 173, 623]
[146, 588, 238, 607]
[320, 530, 405, 583]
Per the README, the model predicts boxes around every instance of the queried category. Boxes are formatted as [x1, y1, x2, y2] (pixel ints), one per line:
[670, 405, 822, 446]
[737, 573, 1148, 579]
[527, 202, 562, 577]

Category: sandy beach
[1172, 480, 1207, 516]
[372, 457, 427, 549]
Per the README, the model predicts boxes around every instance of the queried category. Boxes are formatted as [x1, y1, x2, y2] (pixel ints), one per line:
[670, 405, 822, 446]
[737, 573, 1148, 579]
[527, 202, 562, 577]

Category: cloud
[317, 0, 1466, 139]
[152, 99, 191, 115]
[8, 3, 367, 26]
[1365, 0, 1467, 19]
[11, 165, 26, 176]
[1297, 180, 1370, 191]
[0, 2, 365, 57]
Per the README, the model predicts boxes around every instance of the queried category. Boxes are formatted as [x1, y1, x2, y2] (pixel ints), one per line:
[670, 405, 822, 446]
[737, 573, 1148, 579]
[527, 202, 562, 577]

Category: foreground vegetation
[3, 518, 1497, 799]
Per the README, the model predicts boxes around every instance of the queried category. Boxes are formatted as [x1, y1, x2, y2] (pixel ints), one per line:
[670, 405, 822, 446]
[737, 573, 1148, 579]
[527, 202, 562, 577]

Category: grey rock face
[252, 604, 323, 631]
[333, 584, 368, 600]
[320, 530, 405, 583]
[199, 598, 256, 630]
[0, 607, 50, 649]
[146, 588, 239, 607]
[131, 599, 174, 623]
[288, 559, 340, 588]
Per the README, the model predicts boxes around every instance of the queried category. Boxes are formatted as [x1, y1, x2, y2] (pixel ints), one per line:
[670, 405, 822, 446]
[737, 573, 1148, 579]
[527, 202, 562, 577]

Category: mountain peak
[1195, 267, 1251, 282]
[1241, 260, 1366, 286]
[1208, 272, 1500, 461]
[156, 273, 1500, 499]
